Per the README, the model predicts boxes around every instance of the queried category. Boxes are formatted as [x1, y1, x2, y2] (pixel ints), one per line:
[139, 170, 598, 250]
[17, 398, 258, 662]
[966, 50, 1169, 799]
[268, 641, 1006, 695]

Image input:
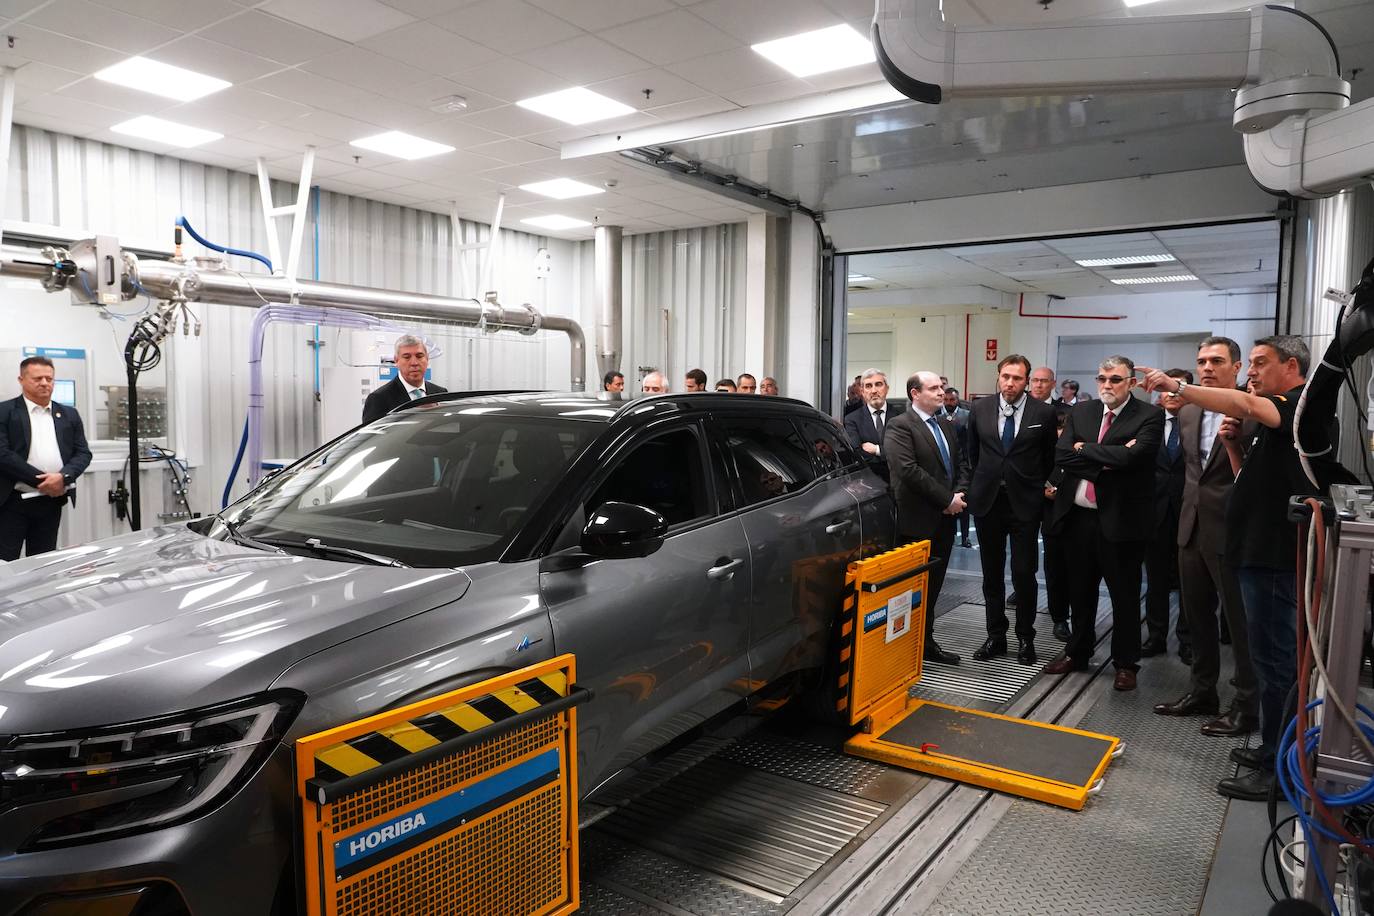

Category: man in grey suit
[1153, 337, 1259, 736]
[886, 371, 970, 665]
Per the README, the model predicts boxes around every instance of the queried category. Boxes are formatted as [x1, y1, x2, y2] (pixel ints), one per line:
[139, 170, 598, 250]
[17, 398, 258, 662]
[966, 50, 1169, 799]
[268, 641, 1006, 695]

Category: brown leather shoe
[1152, 691, 1221, 717]
[1200, 708, 1260, 737]
[1113, 668, 1137, 691]
[1043, 656, 1087, 675]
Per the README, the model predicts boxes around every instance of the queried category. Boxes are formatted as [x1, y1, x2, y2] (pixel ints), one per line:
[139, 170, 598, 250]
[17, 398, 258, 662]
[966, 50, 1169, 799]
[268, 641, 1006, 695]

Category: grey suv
[0, 391, 893, 915]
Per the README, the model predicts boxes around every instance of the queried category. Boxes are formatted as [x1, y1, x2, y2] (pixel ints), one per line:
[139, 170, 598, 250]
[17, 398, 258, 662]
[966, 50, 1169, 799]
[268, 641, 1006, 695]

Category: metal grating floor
[915, 600, 1051, 707]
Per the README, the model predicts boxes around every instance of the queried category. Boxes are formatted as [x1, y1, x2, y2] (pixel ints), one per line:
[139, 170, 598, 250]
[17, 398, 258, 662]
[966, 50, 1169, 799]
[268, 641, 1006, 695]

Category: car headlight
[0, 691, 302, 851]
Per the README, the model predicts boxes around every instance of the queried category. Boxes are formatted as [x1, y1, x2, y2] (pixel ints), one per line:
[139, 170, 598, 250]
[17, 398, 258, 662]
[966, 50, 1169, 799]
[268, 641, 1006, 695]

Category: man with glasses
[1044, 356, 1164, 691]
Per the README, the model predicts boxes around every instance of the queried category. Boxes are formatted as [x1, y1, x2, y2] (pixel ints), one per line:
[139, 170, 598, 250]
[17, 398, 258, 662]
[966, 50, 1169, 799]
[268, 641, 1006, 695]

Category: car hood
[0, 525, 471, 734]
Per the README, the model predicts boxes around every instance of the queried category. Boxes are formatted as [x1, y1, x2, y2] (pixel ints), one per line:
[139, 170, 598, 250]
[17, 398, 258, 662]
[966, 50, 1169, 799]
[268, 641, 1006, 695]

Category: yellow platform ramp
[838, 543, 1120, 811]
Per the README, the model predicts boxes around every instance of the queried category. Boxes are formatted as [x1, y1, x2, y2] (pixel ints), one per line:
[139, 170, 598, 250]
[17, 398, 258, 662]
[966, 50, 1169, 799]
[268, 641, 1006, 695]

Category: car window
[718, 417, 817, 508]
[223, 409, 598, 567]
[798, 418, 856, 476]
[586, 427, 711, 527]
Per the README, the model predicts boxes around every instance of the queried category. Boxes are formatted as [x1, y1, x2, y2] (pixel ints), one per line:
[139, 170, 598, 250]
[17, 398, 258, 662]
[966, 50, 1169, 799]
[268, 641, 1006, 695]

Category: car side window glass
[586, 428, 711, 528]
[798, 418, 855, 476]
[719, 417, 817, 507]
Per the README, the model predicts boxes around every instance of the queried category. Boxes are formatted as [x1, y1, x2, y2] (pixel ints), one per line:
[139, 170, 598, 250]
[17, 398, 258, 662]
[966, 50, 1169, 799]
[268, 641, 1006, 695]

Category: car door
[713, 414, 862, 688]
[540, 419, 752, 793]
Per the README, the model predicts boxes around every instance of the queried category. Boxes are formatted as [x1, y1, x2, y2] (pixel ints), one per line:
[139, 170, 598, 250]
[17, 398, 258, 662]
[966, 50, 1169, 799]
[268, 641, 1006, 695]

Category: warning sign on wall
[985, 339, 998, 361]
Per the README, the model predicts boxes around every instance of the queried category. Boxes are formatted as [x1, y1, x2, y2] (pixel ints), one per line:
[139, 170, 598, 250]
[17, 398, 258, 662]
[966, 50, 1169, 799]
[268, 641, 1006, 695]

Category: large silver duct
[0, 243, 587, 390]
[593, 225, 622, 385]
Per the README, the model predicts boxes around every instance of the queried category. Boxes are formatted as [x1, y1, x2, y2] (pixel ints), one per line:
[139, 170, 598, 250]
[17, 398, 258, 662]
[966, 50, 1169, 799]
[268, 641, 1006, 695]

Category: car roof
[399, 390, 825, 424]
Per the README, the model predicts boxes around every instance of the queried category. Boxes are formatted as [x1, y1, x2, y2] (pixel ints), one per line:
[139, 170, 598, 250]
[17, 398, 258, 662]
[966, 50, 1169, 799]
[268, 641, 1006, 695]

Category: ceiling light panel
[350, 131, 455, 160]
[519, 178, 605, 199]
[751, 25, 875, 78]
[95, 56, 232, 102]
[522, 215, 591, 230]
[1075, 254, 1178, 267]
[1109, 274, 1199, 285]
[516, 87, 636, 125]
[111, 116, 223, 148]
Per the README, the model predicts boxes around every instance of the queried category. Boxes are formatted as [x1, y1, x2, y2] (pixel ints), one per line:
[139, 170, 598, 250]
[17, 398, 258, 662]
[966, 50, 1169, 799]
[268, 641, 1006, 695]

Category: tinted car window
[719, 417, 817, 508]
[222, 408, 598, 567]
[587, 427, 710, 527]
[798, 418, 855, 476]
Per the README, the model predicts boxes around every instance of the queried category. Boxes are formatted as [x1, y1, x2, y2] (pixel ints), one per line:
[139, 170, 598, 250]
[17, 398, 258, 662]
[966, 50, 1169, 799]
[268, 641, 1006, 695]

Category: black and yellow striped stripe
[312, 671, 569, 784]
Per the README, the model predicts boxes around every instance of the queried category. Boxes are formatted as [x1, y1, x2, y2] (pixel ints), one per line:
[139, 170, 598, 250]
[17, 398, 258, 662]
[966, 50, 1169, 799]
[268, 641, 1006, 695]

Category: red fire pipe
[1017, 292, 1125, 320]
[963, 313, 970, 397]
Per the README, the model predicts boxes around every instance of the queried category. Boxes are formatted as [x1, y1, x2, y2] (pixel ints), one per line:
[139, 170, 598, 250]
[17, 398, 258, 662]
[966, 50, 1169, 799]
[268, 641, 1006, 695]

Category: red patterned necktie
[1084, 410, 1114, 505]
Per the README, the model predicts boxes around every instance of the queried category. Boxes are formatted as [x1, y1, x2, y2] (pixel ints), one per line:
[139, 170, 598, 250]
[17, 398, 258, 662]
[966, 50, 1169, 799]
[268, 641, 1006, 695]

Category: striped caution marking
[312, 671, 568, 784]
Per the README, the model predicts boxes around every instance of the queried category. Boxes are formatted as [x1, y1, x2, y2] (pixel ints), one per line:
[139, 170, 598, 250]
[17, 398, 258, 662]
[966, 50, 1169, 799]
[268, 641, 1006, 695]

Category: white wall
[847, 308, 1012, 399]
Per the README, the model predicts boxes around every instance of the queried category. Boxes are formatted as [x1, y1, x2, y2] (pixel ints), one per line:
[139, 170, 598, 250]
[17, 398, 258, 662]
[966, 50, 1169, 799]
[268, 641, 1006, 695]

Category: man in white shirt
[0, 356, 92, 560]
[844, 368, 895, 484]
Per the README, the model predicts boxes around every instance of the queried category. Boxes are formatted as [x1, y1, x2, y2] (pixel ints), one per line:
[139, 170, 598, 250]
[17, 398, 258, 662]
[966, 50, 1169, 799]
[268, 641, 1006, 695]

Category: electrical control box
[102, 385, 167, 439]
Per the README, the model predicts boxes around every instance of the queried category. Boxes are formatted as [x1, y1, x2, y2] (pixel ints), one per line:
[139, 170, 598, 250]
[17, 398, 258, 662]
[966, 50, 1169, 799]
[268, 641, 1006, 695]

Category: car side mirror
[580, 501, 668, 559]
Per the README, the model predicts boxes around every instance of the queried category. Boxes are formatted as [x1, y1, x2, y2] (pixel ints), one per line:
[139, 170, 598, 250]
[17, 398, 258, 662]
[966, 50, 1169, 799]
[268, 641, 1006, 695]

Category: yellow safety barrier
[296, 654, 589, 916]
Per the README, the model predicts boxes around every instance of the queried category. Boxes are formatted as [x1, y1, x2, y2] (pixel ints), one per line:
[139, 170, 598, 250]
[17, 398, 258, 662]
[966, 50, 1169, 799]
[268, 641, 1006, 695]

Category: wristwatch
[1174, 379, 1189, 396]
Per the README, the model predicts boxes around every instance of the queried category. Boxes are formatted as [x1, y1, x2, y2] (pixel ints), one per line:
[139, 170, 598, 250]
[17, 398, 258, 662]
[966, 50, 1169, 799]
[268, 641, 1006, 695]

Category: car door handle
[825, 520, 853, 536]
[707, 558, 745, 580]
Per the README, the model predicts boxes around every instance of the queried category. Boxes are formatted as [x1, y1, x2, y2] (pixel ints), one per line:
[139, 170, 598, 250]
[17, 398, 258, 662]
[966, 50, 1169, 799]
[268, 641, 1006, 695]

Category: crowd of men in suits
[844, 333, 1335, 802]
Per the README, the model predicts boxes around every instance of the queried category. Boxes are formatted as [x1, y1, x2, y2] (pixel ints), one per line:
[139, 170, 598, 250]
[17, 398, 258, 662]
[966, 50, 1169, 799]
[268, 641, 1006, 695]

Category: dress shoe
[1217, 767, 1274, 801]
[1230, 745, 1272, 769]
[1218, 623, 1232, 646]
[1043, 656, 1087, 675]
[960, 538, 973, 548]
[1113, 668, 1137, 691]
[1140, 638, 1167, 657]
[1201, 709, 1259, 737]
[1152, 691, 1221, 717]
[1052, 620, 1071, 642]
[1178, 646, 1195, 667]
[972, 637, 1007, 661]
[923, 640, 960, 665]
[1017, 639, 1037, 665]
[1006, 594, 1018, 609]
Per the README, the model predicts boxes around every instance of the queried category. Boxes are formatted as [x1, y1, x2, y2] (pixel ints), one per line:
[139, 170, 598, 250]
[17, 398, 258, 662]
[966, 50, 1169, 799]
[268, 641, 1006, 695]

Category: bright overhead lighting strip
[95, 56, 231, 102]
[519, 178, 604, 200]
[752, 24, 876, 77]
[1109, 274, 1198, 285]
[1075, 254, 1177, 267]
[111, 116, 222, 148]
[349, 131, 454, 160]
[517, 87, 636, 126]
[521, 215, 591, 231]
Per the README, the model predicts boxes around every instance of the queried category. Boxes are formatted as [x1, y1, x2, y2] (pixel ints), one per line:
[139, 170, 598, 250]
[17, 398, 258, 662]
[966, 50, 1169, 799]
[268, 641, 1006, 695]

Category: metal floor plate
[915, 600, 1050, 707]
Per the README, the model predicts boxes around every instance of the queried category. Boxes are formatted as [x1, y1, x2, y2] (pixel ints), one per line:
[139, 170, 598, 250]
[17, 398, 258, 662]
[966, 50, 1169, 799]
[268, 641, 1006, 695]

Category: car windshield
[220, 406, 600, 567]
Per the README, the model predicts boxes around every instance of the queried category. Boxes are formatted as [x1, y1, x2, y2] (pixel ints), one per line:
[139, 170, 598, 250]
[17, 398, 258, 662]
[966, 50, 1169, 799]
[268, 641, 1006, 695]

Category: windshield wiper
[259, 536, 411, 568]
[218, 516, 287, 555]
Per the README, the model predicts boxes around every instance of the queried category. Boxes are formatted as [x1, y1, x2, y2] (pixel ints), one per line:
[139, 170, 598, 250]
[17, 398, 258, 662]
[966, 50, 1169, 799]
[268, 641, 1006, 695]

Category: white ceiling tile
[467, 137, 559, 166]
[166, 88, 314, 126]
[94, 0, 243, 32]
[599, 9, 739, 66]
[373, 78, 503, 115]
[590, 68, 714, 109]
[16, 110, 99, 137]
[430, 0, 581, 55]
[690, 0, 840, 43]
[205, 136, 298, 161]
[7, 61, 83, 93]
[301, 47, 433, 94]
[198, 10, 350, 66]
[721, 79, 814, 107]
[358, 21, 502, 73]
[409, 116, 509, 149]
[177, 151, 256, 172]
[311, 142, 368, 165]
[472, 163, 563, 188]
[260, 0, 415, 43]
[243, 122, 339, 152]
[377, 0, 483, 17]
[325, 167, 415, 190]
[643, 94, 739, 120]
[515, 34, 652, 85]
[270, 154, 354, 178]
[338, 92, 437, 130]
[24, 1, 182, 52]
[528, 0, 674, 30]
[152, 36, 286, 85]
[52, 78, 182, 114]
[522, 124, 599, 146]
[315, 178, 373, 196]
[461, 104, 566, 138]
[667, 47, 800, 94]
[803, 62, 885, 92]
[289, 110, 386, 141]
[2, 24, 127, 73]
[821, 0, 876, 17]
[248, 68, 362, 111]
[0, 1, 54, 17]
[449, 59, 566, 105]
[367, 189, 431, 206]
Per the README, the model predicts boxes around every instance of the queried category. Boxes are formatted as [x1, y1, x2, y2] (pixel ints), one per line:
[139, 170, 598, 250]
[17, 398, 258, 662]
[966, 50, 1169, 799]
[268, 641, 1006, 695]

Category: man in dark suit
[1031, 365, 1072, 640]
[1153, 337, 1259, 737]
[1044, 356, 1164, 690]
[1142, 369, 1191, 661]
[845, 368, 894, 484]
[362, 335, 448, 423]
[885, 370, 970, 665]
[0, 356, 92, 560]
[966, 355, 1058, 664]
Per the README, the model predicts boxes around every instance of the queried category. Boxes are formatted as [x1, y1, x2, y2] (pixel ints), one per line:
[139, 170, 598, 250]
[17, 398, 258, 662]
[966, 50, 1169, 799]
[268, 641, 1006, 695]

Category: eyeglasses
[1095, 375, 1130, 385]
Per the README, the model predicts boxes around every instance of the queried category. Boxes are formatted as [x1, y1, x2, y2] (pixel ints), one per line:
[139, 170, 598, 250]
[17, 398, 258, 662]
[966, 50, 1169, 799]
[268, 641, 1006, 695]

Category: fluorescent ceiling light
[522, 215, 591, 231]
[847, 274, 876, 283]
[517, 87, 636, 125]
[95, 56, 231, 102]
[1122, 0, 1165, 7]
[111, 116, 222, 148]
[519, 178, 605, 200]
[752, 24, 875, 78]
[350, 131, 454, 160]
[1076, 254, 1177, 267]
[1110, 274, 1198, 285]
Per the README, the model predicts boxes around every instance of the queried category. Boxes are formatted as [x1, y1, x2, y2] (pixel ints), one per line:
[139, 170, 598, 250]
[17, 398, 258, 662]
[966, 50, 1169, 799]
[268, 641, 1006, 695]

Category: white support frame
[255, 147, 316, 282]
[0, 67, 15, 249]
[450, 193, 505, 301]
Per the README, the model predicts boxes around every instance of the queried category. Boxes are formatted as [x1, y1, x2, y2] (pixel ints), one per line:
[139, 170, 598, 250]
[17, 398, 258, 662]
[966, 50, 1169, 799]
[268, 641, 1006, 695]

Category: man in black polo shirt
[1141, 335, 1346, 800]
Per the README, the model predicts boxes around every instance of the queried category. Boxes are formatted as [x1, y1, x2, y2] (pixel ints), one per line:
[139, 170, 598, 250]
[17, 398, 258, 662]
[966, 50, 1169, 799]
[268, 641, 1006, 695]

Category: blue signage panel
[23, 346, 87, 360]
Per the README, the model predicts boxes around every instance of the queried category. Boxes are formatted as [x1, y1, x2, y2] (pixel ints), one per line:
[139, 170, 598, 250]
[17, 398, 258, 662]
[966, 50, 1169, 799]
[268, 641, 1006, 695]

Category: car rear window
[718, 416, 817, 508]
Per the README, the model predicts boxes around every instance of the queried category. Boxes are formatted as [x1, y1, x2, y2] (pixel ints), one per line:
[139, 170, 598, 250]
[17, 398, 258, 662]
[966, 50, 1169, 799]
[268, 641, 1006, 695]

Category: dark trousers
[974, 490, 1040, 640]
[903, 519, 956, 643]
[1143, 510, 1190, 649]
[1043, 522, 1070, 624]
[1237, 566, 1297, 757]
[1064, 506, 1146, 670]
[957, 509, 970, 542]
[0, 494, 65, 561]
[1180, 537, 1257, 712]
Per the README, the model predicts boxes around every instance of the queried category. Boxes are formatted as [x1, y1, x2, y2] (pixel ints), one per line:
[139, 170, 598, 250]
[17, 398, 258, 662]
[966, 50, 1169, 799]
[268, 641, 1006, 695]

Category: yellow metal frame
[296, 655, 582, 916]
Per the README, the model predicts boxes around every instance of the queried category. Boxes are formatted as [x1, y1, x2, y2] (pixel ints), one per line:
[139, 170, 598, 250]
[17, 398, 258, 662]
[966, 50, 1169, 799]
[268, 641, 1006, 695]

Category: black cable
[1263, 813, 1301, 902]
[1332, 302, 1374, 485]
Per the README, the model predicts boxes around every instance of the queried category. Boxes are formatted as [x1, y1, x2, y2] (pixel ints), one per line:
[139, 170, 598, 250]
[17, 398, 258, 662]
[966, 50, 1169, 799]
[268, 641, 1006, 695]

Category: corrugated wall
[1, 126, 748, 547]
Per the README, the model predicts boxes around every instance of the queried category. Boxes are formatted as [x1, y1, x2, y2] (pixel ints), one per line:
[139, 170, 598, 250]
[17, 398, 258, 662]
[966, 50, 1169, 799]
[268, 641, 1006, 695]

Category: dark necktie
[874, 408, 884, 439]
[1001, 406, 1016, 452]
[927, 417, 952, 478]
[1166, 416, 1180, 462]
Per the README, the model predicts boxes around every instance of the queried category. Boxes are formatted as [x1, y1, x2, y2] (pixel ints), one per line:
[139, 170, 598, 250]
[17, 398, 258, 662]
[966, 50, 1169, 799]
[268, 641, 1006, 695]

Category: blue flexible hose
[177, 216, 273, 273]
[221, 416, 249, 509]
